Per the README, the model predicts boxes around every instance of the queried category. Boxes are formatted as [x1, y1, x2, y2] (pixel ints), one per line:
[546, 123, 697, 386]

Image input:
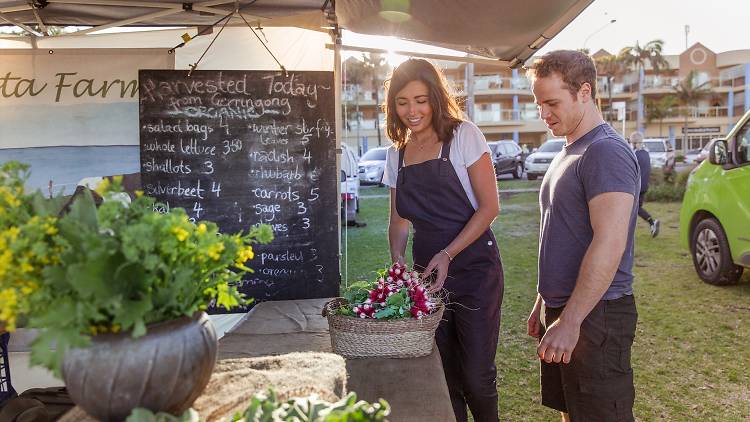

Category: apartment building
[342, 43, 750, 154]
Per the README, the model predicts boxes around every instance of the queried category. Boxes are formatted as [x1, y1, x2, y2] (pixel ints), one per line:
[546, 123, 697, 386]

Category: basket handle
[322, 297, 348, 317]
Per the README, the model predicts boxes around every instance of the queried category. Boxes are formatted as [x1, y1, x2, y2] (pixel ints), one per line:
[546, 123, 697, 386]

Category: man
[526, 50, 640, 422]
[629, 131, 660, 237]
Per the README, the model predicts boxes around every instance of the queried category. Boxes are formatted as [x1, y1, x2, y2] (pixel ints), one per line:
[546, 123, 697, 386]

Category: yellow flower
[45, 224, 58, 236]
[0, 288, 18, 331]
[235, 245, 254, 265]
[134, 190, 144, 198]
[207, 243, 225, 261]
[20, 261, 33, 273]
[94, 178, 111, 196]
[172, 226, 189, 242]
[6, 226, 20, 242]
[197, 223, 207, 234]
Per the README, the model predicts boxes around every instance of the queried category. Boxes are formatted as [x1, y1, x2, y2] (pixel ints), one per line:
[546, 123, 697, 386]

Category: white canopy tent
[0, 0, 593, 66]
[2, 0, 595, 393]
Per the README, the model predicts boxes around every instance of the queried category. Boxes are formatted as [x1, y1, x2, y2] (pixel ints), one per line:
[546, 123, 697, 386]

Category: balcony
[643, 106, 730, 120]
[342, 86, 385, 105]
[473, 75, 531, 94]
[474, 106, 538, 124]
[643, 76, 681, 90]
[347, 118, 381, 131]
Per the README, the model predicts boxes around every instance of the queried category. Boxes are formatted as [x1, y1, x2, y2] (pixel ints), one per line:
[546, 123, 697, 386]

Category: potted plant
[324, 263, 444, 359]
[0, 162, 273, 421]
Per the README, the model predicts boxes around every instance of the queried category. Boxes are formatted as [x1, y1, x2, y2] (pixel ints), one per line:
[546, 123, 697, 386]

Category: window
[505, 143, 521, 154]
[361, 148, 387, 161]
[736, 123, 750, 165]
[643, 141, 666, 153]
[538, 141, 564, 153]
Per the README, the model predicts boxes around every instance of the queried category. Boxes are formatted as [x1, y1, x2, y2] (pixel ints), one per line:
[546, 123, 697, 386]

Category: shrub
[644, 167, 691, 202]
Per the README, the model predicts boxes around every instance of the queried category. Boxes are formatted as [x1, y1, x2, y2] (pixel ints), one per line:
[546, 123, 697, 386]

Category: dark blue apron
[396, 137, 504, 422]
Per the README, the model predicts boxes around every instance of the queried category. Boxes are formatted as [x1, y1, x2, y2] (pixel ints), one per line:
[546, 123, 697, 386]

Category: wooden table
[219, 298, 456, 422]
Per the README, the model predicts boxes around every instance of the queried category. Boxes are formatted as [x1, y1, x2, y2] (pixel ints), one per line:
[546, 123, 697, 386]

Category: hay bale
[59, 352, 346, 422]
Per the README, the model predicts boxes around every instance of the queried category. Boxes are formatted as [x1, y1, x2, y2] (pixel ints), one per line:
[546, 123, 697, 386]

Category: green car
[680, 108, 750, 285]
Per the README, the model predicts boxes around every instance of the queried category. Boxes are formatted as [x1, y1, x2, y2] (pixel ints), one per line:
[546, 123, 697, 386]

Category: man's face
[532, 73, 586, 138]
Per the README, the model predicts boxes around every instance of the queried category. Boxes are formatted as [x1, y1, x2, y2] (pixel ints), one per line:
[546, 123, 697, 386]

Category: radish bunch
[349, 263, 437, 320]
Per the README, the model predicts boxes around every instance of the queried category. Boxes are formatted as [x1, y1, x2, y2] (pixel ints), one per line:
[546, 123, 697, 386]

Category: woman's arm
[388, 187, 410, 265]
[423, 152, 500, 291]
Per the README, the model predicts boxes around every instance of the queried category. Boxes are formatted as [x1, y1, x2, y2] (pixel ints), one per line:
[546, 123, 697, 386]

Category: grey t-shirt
[538, 124, 640, 308]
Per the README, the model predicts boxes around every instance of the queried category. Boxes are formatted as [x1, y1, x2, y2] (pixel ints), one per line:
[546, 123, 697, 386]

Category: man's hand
[537, 318, 581, 364]
[527, 302, 543, 339]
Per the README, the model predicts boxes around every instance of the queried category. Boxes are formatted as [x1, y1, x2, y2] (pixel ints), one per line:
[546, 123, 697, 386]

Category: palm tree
[345, 58, 368, 146]
[594, 54, 627, 125]
[645, 95, 678, 137]
[361, 53, 389, 146]
[619, 40, 670, 131]
[673, 71, 712, 150]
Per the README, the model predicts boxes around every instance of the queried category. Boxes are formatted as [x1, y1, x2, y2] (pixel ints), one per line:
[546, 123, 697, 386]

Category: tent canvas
[0, 0, 593, 65]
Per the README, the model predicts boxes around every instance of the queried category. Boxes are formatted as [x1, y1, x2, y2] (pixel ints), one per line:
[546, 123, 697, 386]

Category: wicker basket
[323, 298, 444, 359]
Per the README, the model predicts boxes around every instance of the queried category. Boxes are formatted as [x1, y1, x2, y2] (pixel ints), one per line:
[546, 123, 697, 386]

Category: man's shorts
[540, 295, 637, 421]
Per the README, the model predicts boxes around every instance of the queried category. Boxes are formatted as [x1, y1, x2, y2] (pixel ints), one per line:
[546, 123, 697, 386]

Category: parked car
[340, 144, 360, 224]
[524, 138, 565, 180]
[488, 140, 525, 179]
[358, 147, 388, 185]
[680, 108, 750, 285]
[642, 138, 676, 169]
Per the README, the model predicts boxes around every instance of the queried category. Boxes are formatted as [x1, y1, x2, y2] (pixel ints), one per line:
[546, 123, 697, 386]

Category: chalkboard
[138, 70, 339, 310]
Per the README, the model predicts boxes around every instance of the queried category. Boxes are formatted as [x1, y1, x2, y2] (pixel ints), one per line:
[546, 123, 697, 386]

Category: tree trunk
[373, 79, 382, 147]
[683, 114, 689, 152]
[608, 76, 614, 126]
[355, 86, 361, 151]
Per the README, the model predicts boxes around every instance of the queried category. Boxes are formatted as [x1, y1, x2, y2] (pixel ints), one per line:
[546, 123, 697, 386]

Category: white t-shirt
[382, 121, 491, 210]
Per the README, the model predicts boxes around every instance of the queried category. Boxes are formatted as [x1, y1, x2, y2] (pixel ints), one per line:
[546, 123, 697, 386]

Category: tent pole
[331, 12, 345, 289]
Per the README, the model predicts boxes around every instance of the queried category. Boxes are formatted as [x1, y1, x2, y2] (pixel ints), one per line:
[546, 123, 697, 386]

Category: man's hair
[629, 131, 644, 144]
[526, 50, 597, 101]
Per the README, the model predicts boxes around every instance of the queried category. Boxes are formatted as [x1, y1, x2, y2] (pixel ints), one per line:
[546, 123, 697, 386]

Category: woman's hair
[384, 59, 463, 149]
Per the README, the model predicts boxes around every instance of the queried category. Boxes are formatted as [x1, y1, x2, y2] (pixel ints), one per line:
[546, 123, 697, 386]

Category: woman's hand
[422, 251, 451, 293]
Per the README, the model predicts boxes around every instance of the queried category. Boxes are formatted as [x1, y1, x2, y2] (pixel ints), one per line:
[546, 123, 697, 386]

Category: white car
[524, 139, 565, 180]
[642, 138, 676, 169]
[341, 144, 360, 224]
[358, 147, 388, 185]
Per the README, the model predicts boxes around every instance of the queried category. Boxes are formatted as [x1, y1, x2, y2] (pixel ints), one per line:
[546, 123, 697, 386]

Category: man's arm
[536, 191, 634, 363]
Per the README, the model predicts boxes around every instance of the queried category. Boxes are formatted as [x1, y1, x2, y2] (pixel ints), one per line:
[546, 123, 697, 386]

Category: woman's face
[395, 80, 434, 136]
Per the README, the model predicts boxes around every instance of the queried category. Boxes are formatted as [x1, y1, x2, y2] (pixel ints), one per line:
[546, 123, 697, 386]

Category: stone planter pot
[62, 312, 217, 421]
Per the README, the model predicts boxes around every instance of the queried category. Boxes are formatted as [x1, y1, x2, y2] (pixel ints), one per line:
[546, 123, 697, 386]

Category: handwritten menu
[138, 70, 339, 309]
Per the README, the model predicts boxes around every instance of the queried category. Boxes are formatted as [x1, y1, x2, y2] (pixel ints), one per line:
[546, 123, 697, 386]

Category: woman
[382, 58, 504, 422]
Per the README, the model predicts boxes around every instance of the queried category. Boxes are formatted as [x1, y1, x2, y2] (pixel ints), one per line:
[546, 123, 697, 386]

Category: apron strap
[398, 146, 405, 169]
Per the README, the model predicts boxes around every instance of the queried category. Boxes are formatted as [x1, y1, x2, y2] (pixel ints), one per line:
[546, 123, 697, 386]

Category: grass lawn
[340, 193, 750, 421]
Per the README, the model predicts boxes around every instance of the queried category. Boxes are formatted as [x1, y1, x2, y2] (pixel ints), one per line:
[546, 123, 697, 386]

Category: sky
[343, 0, 750, 64]
[538, 0, 750, 55]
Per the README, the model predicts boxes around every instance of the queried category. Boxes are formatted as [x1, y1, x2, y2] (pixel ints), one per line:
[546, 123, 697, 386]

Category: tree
[619, 40, 670, 131]
[645, 95, 678, 137]
[594, 54, 627, 125]
[344, 58, 368, 147]
[361, 53, 389, 146]
[673, 70, 711, 150]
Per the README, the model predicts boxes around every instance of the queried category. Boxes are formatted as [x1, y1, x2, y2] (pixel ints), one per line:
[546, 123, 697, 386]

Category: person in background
[526, 50, 640, 422]
[629, 131, 660, 237]
[383, 58, 504, 422]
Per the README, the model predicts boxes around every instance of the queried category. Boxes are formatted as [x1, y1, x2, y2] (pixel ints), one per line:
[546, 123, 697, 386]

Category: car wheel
[512, 163, 523, 179]
[527, 174, 537, 181]
[691, 218, 743, 285]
